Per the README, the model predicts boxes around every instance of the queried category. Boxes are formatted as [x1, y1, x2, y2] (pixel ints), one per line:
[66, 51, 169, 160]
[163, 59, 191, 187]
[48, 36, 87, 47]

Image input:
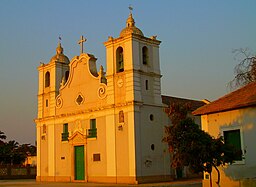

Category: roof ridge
[193, 81, 256, 115]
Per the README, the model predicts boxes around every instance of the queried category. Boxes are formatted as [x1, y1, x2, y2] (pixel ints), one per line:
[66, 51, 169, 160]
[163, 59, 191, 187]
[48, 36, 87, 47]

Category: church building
[35, 12, 173, 184]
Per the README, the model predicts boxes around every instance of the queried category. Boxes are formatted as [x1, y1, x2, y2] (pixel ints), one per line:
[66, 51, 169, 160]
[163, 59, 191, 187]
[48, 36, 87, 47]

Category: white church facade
[35, 12, 173, 184]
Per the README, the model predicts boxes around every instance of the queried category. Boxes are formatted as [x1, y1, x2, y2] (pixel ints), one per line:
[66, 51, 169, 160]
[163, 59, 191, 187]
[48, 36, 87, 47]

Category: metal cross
[128, 5, 133, 14]
[78, 35, 87, 54]
[58, 35, 62, 43]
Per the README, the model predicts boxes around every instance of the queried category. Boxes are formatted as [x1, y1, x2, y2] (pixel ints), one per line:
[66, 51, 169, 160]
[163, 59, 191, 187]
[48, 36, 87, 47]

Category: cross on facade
[78, 35, 87, 54]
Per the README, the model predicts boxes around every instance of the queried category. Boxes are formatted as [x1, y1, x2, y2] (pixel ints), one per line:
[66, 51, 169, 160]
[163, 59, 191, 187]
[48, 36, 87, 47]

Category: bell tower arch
[37, 42, 70, 118]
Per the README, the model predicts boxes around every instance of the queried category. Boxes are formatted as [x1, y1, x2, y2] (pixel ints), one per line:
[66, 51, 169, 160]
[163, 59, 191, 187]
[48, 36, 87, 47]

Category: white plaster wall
[36, 126, 41, 177]
[135, 105, 170, 177]
[54, 123, 71, 177]
[47, 124, 55, 176]
[202, 107, 256, 186]
[105, 114, 116, 176]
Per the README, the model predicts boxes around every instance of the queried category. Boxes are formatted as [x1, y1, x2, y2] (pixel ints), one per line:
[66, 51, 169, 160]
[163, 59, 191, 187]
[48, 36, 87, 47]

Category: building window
[46, 99, 48, 107]
[116, 47, 124, 73]
[151, 144, 155, 151]
[145, 80, 149, 90]
[87, 119, 97, 138]
[76, 94, 84, 105]
[45, 71, 50, 88]
[43, 124, 46, 134]
[142, 46, 148, 65]
[65, 71, 69, 82]
[93, 153, 101, 161]
[61, 123, 69, 141]
[119, 110, 124, 123]
[223, 129, 243, 161]
[150, 114, 154, 121]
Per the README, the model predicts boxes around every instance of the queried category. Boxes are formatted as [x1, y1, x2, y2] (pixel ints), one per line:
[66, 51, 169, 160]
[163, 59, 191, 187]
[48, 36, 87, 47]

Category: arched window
[65, 71, 69, 82]
[116, 47, 124, 73]
[149, 114, 154, 121]
[45, 71, 50, 88]
[142, 46, 148, 65]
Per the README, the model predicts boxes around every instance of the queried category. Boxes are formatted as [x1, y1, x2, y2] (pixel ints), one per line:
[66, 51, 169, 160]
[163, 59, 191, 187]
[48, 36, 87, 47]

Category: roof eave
[193, 103, 256, 116]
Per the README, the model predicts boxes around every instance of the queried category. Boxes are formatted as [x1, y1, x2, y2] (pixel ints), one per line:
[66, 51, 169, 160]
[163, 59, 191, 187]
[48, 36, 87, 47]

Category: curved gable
[56, 53, 107, 115]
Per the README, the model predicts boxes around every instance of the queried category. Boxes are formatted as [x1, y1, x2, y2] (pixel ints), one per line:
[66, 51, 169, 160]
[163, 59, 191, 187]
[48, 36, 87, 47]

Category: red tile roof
[193, 81, 256, 115]
[161, 95, 205, 111]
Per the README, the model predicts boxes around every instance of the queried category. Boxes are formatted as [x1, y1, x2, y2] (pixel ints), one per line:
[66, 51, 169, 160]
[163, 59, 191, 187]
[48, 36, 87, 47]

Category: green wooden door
[74, 146, 85, 180]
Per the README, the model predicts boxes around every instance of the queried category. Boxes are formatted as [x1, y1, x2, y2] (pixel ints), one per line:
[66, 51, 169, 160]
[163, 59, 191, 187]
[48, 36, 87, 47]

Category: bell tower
[104, 12, 162, 106]
[37, 42, 70, 118]
[104, 11, 168, 181]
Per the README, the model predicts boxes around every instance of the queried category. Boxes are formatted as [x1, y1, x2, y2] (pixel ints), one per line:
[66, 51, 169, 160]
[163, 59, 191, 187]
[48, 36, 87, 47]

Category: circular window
[149, 114, 154, 121]
[151, 144, 155, 151]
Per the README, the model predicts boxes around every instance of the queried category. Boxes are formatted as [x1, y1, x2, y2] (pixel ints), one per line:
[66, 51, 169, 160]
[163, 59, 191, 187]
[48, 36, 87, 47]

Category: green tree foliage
[229, 48, 256, 88]
[0, 131, 36, 165]
[0, 131, 6, 144]
[163, 103, 240, 186]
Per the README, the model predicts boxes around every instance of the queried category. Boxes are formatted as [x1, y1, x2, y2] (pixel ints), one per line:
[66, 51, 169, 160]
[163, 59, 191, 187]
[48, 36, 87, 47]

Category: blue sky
[0, 0, 256, 144]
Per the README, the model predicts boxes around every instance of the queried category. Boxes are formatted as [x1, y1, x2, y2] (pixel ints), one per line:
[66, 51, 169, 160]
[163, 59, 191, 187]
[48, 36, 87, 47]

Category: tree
[163, 103, 239, 187]
[0, 130, 6, 144]
[0, 131, 36, 165]
[229, 48, 256, 88]
[0, 131, 7, 164]
[18, 144, 37, 156]
[2, 140, 20, 165]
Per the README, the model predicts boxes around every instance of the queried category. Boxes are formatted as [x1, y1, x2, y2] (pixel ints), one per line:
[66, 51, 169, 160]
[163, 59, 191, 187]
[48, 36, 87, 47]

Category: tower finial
[56, 36, 63, 54]
[58, 35, 62, 44]
[128, 5, 133, 14]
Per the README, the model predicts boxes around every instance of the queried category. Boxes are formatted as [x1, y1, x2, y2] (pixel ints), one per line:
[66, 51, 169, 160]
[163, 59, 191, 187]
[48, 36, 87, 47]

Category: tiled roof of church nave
[161, 95, 206, 111]
[193, 81, 256, 115]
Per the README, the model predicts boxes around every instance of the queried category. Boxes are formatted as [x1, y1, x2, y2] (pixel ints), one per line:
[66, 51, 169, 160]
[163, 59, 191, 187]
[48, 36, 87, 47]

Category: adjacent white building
[193, 82, 256, 187]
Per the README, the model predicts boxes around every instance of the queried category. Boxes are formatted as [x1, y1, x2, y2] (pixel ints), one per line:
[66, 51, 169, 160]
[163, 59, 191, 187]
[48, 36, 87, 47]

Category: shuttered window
[87, 119, 97, 138]
[224, 129, 242, 161]
[62, 123, 69, 141]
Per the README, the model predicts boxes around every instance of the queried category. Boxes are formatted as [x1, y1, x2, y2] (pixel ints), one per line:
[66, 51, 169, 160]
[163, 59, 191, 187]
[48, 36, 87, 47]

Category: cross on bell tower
[128, 5, 133, 14]
[78, 35, 87, 54]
